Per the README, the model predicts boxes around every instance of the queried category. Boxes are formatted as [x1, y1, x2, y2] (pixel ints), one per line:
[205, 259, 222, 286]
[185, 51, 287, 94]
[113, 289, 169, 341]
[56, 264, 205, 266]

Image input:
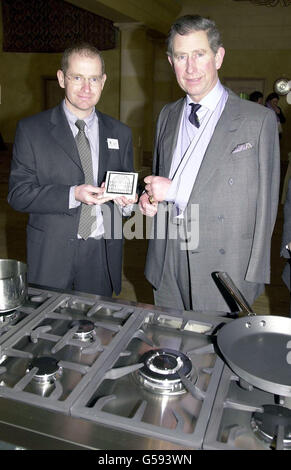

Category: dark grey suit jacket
[8, 104, 134, 294]
[145, 89, 280, 311]
[282, 178, 291, 291]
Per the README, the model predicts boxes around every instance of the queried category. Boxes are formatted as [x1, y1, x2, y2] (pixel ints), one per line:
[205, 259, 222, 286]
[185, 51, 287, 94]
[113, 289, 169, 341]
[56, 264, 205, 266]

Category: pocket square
[232, 142, 253, 154]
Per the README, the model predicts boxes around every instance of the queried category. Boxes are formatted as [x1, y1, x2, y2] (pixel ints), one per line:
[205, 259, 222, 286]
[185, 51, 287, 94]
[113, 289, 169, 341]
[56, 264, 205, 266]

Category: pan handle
[214, 272, 255, 316]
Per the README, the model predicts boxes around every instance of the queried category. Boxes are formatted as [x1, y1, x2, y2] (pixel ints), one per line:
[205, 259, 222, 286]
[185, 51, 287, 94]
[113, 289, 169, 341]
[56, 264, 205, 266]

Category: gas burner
[70, 319, 96, 341]
[27, 356, 63, 384]
[0, 310, 20, 324]
[135, 348, 195, 395]
[251, 405, 291, 449]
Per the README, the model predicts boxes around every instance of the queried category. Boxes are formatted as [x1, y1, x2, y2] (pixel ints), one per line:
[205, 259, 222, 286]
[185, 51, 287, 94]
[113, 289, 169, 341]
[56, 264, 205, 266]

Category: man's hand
[139, 191, 158, 217]
[75, 183, 113, 205]
[144, 175, 171, 203]
[114, 193, 138, 208]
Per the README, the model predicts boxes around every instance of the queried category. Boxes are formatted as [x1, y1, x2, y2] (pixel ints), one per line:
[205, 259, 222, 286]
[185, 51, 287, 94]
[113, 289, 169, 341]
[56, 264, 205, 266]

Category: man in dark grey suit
[139, 15, 280, 313]
[8, 43, 135, 297]
[282, 178, 291, 315]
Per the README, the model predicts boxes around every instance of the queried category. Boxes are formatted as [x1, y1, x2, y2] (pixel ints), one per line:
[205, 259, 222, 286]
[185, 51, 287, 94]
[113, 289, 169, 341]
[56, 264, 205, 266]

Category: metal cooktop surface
[0, 286, 289, 451]
[0, 286, 228, 450]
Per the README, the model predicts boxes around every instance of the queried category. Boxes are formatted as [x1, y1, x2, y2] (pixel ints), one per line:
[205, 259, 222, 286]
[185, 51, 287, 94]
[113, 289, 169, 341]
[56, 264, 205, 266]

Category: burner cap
[70, 319, 95, 341]
[251, 405, 291, 448]
[136, 348, 195, 395]
[152, 354, 178, 371]
[0, 310, 20, 324]
[28, 356, 62, 383]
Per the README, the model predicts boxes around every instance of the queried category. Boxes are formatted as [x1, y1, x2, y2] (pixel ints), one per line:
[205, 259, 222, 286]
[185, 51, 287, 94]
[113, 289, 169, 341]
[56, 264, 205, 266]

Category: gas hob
[0, 286, 289, 450]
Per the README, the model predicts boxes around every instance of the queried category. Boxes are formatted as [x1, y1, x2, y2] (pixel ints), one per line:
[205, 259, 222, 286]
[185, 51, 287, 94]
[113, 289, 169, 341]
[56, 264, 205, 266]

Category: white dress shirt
[166, 80, 229, 217]
[63, 101, 105, 238]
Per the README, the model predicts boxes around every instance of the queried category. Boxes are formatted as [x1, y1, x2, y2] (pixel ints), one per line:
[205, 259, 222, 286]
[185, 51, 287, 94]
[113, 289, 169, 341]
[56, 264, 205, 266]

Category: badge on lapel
[107, 138, 119, 150]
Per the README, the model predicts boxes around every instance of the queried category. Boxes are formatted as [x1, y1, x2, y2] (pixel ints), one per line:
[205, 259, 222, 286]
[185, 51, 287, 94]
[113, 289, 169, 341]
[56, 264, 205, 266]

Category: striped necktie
[75, 119, 96, 240]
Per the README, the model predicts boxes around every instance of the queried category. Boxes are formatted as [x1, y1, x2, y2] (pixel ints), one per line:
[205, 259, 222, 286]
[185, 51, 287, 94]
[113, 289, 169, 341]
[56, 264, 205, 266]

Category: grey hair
[166, 15, 223, 57]
[61, 42, 105, 75]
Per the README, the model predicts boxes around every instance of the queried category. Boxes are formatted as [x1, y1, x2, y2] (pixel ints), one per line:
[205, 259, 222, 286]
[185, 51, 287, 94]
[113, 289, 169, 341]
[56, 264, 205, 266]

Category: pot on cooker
[0, 259, 27, 312]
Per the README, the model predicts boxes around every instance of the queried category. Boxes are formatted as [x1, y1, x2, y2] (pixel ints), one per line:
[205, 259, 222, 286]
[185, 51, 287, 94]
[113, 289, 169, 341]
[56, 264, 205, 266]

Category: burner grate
[0, 293, 143, 414]
[71, 310, 225, 449]
[251, 405, 291, 450]
[0, 291, 230, 450]
[204, 366, 291, 450]
[0, 288, 57, 342]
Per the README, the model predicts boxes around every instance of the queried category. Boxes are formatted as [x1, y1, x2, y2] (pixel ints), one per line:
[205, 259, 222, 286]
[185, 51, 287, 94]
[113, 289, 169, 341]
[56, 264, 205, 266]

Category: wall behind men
[1, 0, 291, 162]
[0, 5, 121, 144]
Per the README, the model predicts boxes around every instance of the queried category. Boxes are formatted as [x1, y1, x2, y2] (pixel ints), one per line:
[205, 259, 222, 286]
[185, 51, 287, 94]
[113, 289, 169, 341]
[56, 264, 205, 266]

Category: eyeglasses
[64, 73, 104, 87]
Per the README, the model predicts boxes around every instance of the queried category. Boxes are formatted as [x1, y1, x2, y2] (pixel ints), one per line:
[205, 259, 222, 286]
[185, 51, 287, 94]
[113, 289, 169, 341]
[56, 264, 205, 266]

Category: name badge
[107, 138, 119, 150]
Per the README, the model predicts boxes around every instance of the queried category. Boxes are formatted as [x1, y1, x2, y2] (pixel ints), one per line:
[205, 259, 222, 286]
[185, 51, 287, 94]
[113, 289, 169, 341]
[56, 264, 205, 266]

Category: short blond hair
[61, 42, 105, 75]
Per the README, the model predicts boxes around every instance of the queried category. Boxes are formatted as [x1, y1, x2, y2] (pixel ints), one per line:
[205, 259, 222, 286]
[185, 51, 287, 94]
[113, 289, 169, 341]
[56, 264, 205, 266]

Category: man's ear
[215, 47, 225, 71]
[57, 69, 65, 89]
[101, 74, 107, 90]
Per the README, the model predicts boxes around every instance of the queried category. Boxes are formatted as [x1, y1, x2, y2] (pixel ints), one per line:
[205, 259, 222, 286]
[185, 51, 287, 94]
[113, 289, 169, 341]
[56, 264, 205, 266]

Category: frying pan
[214, 272, 291, 397]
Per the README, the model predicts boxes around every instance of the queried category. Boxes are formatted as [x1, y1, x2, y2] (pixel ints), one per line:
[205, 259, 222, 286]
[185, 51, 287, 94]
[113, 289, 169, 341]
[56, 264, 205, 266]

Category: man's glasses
[64, 73, 103, 87]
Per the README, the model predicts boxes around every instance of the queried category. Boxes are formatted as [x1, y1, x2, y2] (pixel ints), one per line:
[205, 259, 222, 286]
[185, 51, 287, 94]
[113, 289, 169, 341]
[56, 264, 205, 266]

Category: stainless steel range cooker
[0, 286, 289, 450]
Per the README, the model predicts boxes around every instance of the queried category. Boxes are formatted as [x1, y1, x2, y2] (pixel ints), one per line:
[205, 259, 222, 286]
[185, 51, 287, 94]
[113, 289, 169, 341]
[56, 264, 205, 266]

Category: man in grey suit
[282, 178, 291, 315]
[8, 43, 135, 297]
[139, 15, 280, 313]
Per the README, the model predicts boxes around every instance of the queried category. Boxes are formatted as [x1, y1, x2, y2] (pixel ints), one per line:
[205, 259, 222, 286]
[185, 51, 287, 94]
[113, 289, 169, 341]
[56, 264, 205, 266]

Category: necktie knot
[189, 103, 201, 128]
[75, 119, 86, 132]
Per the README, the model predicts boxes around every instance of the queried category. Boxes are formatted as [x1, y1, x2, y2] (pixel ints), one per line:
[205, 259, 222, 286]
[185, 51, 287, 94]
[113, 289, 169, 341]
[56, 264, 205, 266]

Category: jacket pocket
[231, 148, 255, 161]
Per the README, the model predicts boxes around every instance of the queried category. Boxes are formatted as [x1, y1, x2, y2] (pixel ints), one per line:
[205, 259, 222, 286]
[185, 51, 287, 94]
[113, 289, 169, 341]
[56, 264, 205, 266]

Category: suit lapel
[97, 111, 115, 185]
[49, 107, 119, 184]
[163, 99, 184, 177]
[189, 90, 242, 199]
[49, 104, 82, 170]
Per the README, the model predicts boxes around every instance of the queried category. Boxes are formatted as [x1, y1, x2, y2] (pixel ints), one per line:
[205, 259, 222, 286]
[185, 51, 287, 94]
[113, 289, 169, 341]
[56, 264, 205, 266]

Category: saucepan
[0, 259, 27, 312]
[214, 272, 291, 397]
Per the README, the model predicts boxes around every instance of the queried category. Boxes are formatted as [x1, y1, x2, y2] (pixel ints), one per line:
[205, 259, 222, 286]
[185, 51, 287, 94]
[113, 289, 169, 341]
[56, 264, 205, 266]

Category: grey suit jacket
[145, 89, 280, 311]
[8, 104, 134, 294]
[282, 178, 291, 290]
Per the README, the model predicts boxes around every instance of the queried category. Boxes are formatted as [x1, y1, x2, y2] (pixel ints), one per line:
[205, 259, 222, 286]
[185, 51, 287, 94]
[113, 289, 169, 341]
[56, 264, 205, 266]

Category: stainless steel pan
[215, 272, 291, 396]
[0, 259, 27, 312]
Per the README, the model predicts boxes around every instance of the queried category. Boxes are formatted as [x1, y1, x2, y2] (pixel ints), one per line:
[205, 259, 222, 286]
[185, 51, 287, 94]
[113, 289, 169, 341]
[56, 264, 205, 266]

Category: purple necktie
[189, 103, 201, 128]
